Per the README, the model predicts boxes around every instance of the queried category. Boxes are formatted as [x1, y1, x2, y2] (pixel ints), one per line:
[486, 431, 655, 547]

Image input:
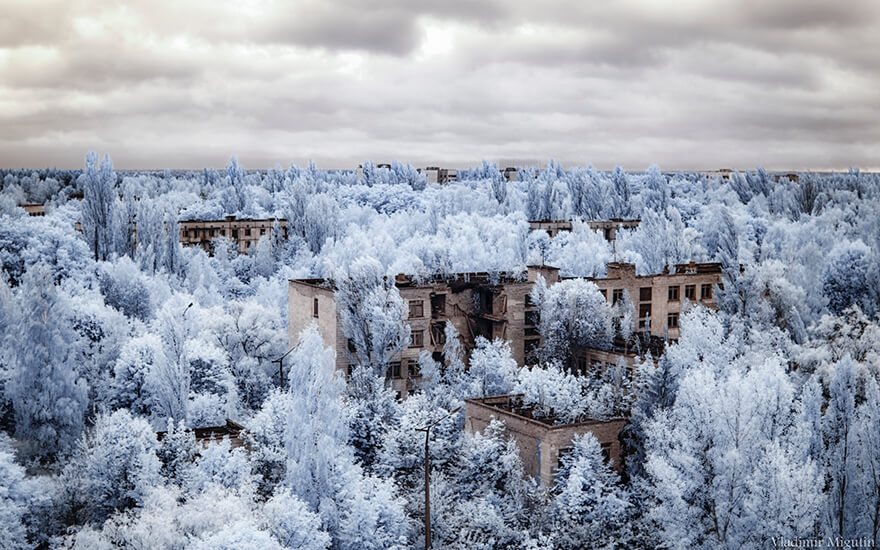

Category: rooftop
[465, 394, 625, 429]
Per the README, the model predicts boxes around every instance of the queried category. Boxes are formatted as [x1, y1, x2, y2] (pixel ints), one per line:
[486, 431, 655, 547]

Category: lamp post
[416, 405, 462, 549]
[272, 345, 297, 388]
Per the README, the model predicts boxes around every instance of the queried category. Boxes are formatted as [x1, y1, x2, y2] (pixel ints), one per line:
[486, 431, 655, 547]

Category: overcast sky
[1, 0, 878, 171]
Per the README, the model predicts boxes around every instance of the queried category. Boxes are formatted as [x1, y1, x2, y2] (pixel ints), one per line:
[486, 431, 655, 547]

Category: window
[408, 300, 424, 318]
[612, 289, 624, 304]
[599, 288, 607, 301]
[525, 310, 540, 327]
[668, 312, 679, 329]
[639, 287, 652, 302]
[410, 330, 424, 348]
[245, 228, 251, 237]
[668, 285, 679, 301]
[347, 339, 356, 352]
[390, 362, 402, 379]
[701, 284, 713, 300]
[232, 229, 239, 238]
[684, 284, 696, 300]
[260, 228, 266, 235]
[408, 360, 419, 378]
[576, 355, 587, 375]
[313, 297, 319, 317]
[639, 303, 652, 329]
[525, 338, 540, 364]
[600, 442, 612, 463]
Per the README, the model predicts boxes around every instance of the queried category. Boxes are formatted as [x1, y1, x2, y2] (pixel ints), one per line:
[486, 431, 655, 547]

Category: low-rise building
[418, 167, 458, 184]
[21, 204, 46, 216]
[179, 216, 286, 254]
[465, 394, 626, 486]
[288, 266, 560, 398]
[580, 332, 666, 375]
[587, 261, 722, 341]
[156, 419, 246, 450]
[528, 218, 640, 240]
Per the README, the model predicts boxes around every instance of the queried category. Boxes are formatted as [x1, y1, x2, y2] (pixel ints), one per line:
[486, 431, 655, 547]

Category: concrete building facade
[289, 266, 560, 398]
[587, 261, 722, 341]
[528, 218, 640, 240]
[179, 216, 287, 254]
[465, 395, 626, 486]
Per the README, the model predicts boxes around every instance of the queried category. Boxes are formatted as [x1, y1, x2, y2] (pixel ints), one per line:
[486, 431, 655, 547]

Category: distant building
[704, 168, 735, 182]
[418, 166, 457, 184]
[528, 219, 640, 240]
[156, 419, 246, 450]
[502, 167, 519, 182]
[179, 216, 286, 254]
[580, 332, 667, 375]
[774, 172, 799, 183]
[586, 261, 722, 342]
[21, 204, 46, 216]
[288, 266, 560, 398]
[465, 394, 626, 486]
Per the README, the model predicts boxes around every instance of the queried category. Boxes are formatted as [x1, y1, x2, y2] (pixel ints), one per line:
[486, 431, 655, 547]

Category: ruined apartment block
[528, 218, 641, 240]
[465, 395, 626, 486]
[179, 216, 287, 254]
[288, 266, 560, 398]
[581, 261, 722, 370]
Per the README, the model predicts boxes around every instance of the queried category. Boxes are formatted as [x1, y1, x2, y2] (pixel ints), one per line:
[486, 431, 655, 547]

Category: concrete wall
[288, 269, 559, 398]
[288, 280, 338, 359]
[465, 397, 625, 486]
[590, 261, 721, 340]
[180, 217, 287, 254]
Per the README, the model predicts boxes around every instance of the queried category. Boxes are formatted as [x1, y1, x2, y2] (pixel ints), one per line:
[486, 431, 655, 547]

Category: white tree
[551, 433, 631, 549]
[644, 358, 822, 549]
[79, 152, 117, 262]
[263, 488, 331, 550]
[60, 409, 161, 525]
[534, 278, 613, 371]
[6, 265, 88, 459]
[334, 256, 410, 374]
[0, 434, 28, 549]
[464, 337, 518, 400]
[144, 300, 192, 423]
[283, 324, 408, 549]
[516, 362, 586, 423]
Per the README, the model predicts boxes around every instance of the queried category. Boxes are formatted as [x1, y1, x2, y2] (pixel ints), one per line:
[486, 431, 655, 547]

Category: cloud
[0, 0, 877, 170]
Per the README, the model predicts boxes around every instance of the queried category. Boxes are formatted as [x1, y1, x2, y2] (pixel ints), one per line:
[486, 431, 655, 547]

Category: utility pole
[272, 345, 297, 389]
[416, 406, 461, 549]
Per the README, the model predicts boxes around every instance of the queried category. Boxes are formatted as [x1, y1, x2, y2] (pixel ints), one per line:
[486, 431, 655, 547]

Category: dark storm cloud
[0, 0, 877, 170]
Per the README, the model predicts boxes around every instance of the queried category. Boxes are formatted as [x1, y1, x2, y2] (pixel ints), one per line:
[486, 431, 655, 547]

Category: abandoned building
[580, 332, 667, 375]
[587, 260, 722, 342]
[178, 216, 287, 254]
[288, 266, 560, 398]
[419, 166, 458, 184]
[528, 218, 641, 240]
[465, 394, 626, 486]
[156, 419, 246, 450]
[21, 204, 46, 216]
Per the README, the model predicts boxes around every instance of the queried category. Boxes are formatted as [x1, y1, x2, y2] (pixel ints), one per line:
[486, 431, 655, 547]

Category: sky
[1, 0, 878, 171]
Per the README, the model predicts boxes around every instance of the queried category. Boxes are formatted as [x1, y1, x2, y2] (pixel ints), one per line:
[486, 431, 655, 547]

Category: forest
[1, 155, 879, 549]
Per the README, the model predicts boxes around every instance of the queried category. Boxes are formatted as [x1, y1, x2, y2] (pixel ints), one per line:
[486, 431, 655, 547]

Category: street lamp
[272, 345, 297, 388]
[416, 405, 462, 549]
